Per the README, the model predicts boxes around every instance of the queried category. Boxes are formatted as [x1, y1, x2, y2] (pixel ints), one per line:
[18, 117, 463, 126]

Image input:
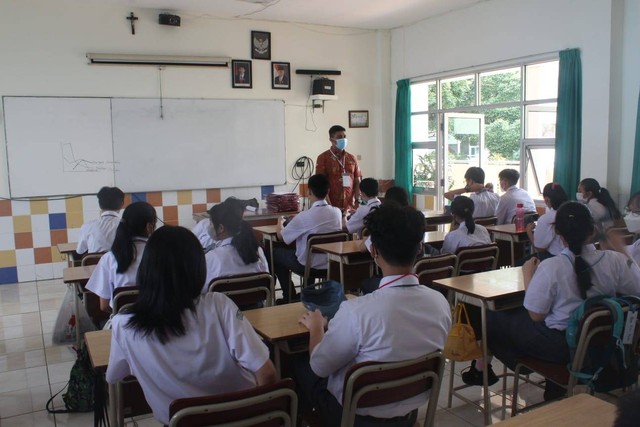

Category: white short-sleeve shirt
[346, 198, 381, 237]
[281, 200, 342, 268]
[85, 238, 147, 308]
[495, 185, 536, 225]
[203, 237, 269, 293]
[524, 245, 640, 330]
[470, 190, 499, 218]
[441, 222, 491, 254]
[76, 211, 120, 254]
[532, 208, 564, 255]
[310, 274, 451, 418]
[106, 292, 270, 425]
[191, 218, 214, 249]
[626, 240, 640, 266]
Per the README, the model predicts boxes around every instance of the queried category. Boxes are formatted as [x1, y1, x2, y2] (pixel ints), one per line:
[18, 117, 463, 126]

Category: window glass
[413, 148, 437, 190]
[411, 113, 437, 143]
[525, 146, 555, 198]
[525, 61, 559, 101]
[480, 67, 521, 105]
[441, 75, 476, 109]
[410, 81, 436, 112]
[525, 103, 556, 138]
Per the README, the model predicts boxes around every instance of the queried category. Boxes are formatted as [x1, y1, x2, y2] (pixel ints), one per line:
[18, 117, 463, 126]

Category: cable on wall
[290, 156, 314, 210]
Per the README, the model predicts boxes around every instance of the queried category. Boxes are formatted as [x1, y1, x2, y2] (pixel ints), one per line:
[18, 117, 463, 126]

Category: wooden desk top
[433, 267, 524, 301]
[194, 209, 298, 223]
[85, 329, 111, 370]
[312, 240, 368, 256]
[253, 225, 279, 235]
[424, 230, 448, 244]
[493, 393, 617, 426]
[57, 242, 78, 254]
[62, 265, 96, 284]
[485, 224, 527, 235]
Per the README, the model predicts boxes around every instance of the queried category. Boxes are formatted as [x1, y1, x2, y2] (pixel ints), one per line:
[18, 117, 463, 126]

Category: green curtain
[631, 91, 640, 196]
[394, 79, 412, 201]
[553, 48, 582, 196]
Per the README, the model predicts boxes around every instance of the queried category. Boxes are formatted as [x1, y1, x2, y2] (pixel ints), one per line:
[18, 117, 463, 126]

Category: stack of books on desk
[266, 192, 300, 212]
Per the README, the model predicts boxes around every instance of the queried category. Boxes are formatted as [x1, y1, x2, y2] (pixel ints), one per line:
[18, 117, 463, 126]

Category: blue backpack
[565, 295, 640, 393]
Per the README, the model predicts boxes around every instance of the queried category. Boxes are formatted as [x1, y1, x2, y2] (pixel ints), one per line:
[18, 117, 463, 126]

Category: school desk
[253, 225, 287, 279]
[193, 208, 298, 226]
[493, 393, 617, 426]
[433, 267, 525, 425]
[485, 224, 529, 267]
[62, 265, 96, 347]
[422, 210, 453, 227]
[312, 240, 374, 288]
[57, 242, 79, 267]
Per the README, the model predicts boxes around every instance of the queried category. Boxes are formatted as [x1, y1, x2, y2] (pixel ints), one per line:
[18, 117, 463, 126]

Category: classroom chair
[112, 286, 139, 314]
[168, 378, 297, 427]
[413, 254, 457, 298]
[79, 252, 110, 327]
[208, 272, 274, 308]
[454, 243, 499, 276]
[286, 231, 349, 300]
[340, 351, 445, 427]
[511, 304, 640, 416]
[474, 216, 498, 226]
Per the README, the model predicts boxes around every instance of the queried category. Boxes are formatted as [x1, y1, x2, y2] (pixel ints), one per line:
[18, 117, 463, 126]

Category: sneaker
[543, 380, 565, 401]
[461, 360, 499, 386]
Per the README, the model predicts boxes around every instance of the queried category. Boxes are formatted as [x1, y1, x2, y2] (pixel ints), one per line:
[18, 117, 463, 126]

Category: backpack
[46, 346, 95, 413]
[565, 295, 640, 393]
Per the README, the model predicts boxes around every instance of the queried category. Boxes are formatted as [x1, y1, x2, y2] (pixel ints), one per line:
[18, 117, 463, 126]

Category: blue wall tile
[261, 185, 274, 200]
[48, 213, 67, 230]
[0, 267, 18, 285]
[131, 192, 147, 203]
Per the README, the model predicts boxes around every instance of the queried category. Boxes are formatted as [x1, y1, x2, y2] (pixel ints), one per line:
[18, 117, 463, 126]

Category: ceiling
[103, 0, 490, 30]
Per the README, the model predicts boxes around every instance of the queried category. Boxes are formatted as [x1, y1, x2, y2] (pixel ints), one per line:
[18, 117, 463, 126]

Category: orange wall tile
[146, 192, 163, 207]
[34, 247, 52, 264]
[163, 206, 178, 222]
[192, 203, 207, 215]
[206, 189, 221, 203]
[14, 232, 33, 249]
[50, 230, 68, 245]
[0, 200, 12, 216]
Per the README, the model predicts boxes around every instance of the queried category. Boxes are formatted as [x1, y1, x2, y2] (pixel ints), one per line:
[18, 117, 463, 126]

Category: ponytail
[233, 221, 260, 265]
[210, 201, 260, 265]
[450, 196, 476, 234]
[111, 202, 156, 273]
[555, 202, 595, 299]
[596, 187, 622, 220]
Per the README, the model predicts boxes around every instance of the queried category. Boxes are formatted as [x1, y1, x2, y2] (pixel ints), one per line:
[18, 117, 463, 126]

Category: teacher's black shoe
[461, 360, 499, 386]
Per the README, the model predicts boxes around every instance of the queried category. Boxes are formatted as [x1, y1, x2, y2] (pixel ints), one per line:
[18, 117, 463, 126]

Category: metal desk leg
[481, 302, 492, 425]
[339, 256, 345, 285]
[108, 382, 119, 427]
[71, 283, 82, 348]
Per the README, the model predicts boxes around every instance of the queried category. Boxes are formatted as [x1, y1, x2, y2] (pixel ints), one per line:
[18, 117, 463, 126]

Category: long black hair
[543, 183, 569, 210]
[555, 202, 595, 299]
[126, 226, 206, 344]
[580, 178, 622, 220]
[209, 201, 260, 265]
[451, 196, 475, 234]
[111, 202, 157, 274]
[383, 186, 410, 207]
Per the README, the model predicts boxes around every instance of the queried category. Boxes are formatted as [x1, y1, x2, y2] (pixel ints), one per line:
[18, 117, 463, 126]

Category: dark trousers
[292, 355, 418, 427]
[487, 307, 569, 371]
[272, 247, 305, 301]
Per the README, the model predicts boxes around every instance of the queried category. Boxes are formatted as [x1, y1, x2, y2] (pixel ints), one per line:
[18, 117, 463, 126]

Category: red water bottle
[515, 203, 525, 232]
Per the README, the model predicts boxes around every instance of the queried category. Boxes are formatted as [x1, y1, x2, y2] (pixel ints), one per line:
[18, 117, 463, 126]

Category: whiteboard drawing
[61, 143, 118, 172]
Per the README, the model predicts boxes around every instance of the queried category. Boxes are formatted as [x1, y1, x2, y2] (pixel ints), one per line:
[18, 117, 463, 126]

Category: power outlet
[295, 160, 305, 167]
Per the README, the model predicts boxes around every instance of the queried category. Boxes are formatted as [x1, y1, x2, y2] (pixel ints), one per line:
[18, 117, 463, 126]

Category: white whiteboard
[2, 97, 286, 198]
[112, 98, 286, 193]
[3, 97, 116, 197]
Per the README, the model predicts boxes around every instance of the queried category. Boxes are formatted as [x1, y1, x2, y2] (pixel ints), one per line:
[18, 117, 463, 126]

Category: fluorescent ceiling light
[86, 53, 230, 67]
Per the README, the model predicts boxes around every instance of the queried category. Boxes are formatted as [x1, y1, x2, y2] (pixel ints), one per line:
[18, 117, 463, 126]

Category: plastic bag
[53, 286, 96, 345]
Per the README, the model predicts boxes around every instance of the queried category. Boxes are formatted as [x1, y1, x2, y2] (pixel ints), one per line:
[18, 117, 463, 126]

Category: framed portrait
[251, 31, 271, 60]
[271, 62, 291, 90]
[231, 60, 252, 89]
[349, 110, 369, 128]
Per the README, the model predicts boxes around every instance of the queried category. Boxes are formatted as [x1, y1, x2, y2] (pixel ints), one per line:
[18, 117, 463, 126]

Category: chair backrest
[81, 252, 106, 266]
[454, 243, 499, 276]
[605, 226, 635, 245]
[303, 231, 350, 287]
[112, 286, 140, 314]
[413, 254, 457, 287]
[474, 216, 497, 226]
[510, 211, 539, 225]
[208, 272, 274, 308]
[168, 378, 297, 427]
[341, 351, 445, 427]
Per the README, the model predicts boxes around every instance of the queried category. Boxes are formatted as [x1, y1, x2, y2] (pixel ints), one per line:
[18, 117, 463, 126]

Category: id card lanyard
[330, 149, 351, 188]
[377, 273, 419, 290]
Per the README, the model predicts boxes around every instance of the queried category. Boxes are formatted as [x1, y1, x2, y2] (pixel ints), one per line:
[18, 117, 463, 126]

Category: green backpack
[47, 346, 95, 412]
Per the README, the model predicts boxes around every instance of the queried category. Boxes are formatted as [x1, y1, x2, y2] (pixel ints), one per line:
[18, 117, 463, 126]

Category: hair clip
[568, 214, 575, 218]
[552, 183, 558, 189]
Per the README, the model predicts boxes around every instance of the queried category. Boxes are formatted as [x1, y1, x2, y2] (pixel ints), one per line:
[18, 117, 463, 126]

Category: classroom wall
[0, 0, 390, 283]
[390, 0, 638, 203]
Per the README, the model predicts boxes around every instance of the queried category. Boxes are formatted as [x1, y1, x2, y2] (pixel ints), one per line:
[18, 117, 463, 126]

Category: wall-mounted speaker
[296, 69, 341, 76]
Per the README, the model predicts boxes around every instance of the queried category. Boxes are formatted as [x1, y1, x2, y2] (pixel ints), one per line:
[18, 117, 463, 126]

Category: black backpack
[566, 295, 640, 393]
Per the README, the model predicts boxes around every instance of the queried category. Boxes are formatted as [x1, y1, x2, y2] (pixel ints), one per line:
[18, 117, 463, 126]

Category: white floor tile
[0, 410, 57, 426]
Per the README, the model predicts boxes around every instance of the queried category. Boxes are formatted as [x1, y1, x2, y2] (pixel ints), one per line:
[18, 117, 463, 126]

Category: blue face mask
[335, 138, 348, 150]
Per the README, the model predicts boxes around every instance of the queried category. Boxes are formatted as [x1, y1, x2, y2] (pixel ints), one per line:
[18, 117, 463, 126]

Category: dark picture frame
[271, 62, 291, 90]
[232, 60, 252, 89]
[349, 110, 369, 128]
[251, 31, 271, 60]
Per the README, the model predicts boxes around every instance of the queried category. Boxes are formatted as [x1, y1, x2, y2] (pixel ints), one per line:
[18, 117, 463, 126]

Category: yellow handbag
[443, 303, 483, 361]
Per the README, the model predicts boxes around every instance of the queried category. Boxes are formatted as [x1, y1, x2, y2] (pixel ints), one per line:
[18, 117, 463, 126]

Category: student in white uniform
[494, 168, 536, 225]
[191, 218, 213, 249]
[444, 167, 499, 218]
[76, 186, 124, 254]
[578, 178, 622, 234]
[463, 202, 640, 400]
[344, 177, 381, 238]
[86, 202, 156, 313]
[106, 226, 276, 426]
[294, 203, 451, 426]
[440, 196, 491, 254]
[273, 174, 342, 303]
[203, 199, 268, 292]
[526, 183, 568, 259]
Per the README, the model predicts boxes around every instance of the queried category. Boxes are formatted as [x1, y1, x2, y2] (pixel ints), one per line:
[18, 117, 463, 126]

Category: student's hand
[468, 183, 484, 192]
[299, 309, 328, 332]
[522, 257, 540, 289]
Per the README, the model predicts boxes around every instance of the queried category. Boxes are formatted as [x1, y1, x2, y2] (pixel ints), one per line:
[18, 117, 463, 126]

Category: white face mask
[624, 213, 640, 233]
[576, 192, 586, 203]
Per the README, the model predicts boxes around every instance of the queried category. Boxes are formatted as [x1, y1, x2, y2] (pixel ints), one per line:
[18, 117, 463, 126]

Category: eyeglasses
[624, 206, 640, 215]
